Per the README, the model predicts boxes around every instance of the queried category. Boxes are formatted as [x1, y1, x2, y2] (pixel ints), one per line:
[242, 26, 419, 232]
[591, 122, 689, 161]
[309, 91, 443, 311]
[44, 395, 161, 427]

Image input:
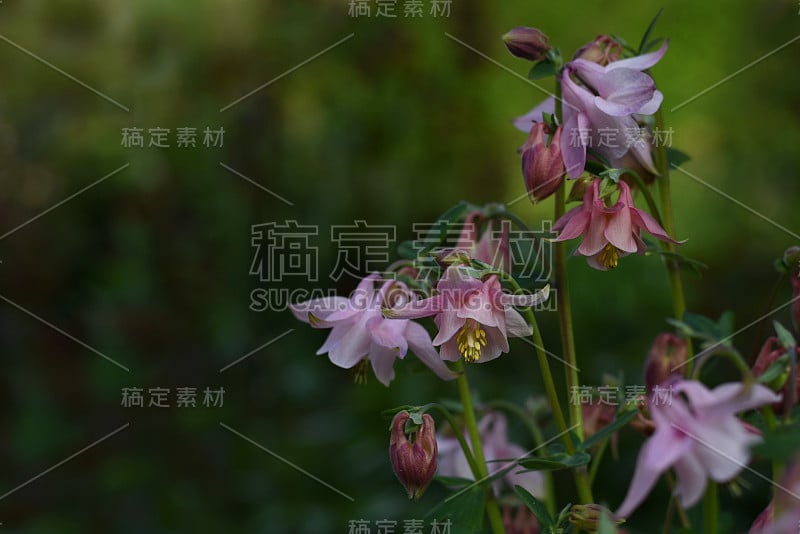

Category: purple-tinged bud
[569, 504, 624, 532]
[521, 123, 565, 203]
[573, 35, 623, 66]
[644, 333, 688, 393]
[389, 411, 437, 501]
[502, 27, 550, 62]
[752, 336, 800, 414]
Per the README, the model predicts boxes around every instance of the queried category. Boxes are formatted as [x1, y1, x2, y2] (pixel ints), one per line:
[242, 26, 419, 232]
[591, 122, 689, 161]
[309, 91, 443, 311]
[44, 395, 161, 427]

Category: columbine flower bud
[569, 504, 623, 532]
[521, 123, 565, 203]
[573, 35, 622, 66]
[389, 411, 437, 501]
[502, 27, 550, 62]
[644, 333, 688, 393]
[752, 336, 800, 414]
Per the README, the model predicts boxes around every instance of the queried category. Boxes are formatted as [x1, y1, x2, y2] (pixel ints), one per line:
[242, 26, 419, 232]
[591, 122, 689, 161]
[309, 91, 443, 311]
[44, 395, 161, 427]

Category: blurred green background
[0, 0, 798, 532]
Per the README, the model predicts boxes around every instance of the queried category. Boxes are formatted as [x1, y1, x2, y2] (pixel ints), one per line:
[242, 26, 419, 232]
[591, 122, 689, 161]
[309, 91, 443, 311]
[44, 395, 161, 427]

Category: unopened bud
[522, 123, 565, 203]
[644, 333, 688, 393]
[569, 504, 623, 532]
[502, 27, 550, 62]
[753, 337, 800, 414]
[573, 35, 623, 66]
[389, 411, 437, 501]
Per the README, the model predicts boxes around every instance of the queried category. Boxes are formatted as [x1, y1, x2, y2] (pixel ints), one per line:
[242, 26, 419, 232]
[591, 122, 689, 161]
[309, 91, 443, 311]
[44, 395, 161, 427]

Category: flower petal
[500, 285, 550, 309]
[369, 344, 399, 386]
[607, 39, 669, 72]
[513, 98, 556, 133]
[384, 294, 445, 319]
[593, 69, 656, 116]
[405, 321, 457, 381]
[673, 453, 708, 509]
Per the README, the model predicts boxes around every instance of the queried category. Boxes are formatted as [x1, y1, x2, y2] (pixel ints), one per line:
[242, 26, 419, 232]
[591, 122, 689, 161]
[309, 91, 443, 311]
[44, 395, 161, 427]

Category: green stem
[488, 400, 555, 516]
[553, 79, 593, 505]
[453, 362, 506, 534]
[652, 107, 698, 380]
[763, 406, 783, 491]
[664, 471, 691, 529]
[703, 482, 719, 534]
[587, 437, 609, 486]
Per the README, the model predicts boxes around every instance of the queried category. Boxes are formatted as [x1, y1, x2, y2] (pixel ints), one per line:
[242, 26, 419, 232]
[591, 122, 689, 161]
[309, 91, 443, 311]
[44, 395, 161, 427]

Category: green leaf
[434, 475, 474, 488]
[756, 353, 790, 386]
[642, 36, 666, 54]
[667, 147, 691, 167]
[774, 321, 797, 350]
[528, 59, 556, 80]
[598, 508, 620, 534]
[580, 408, 638, 450]
[666, 311, 734, 347]
[638, 8, 664, 55]
[425, 485, 485, 533]
[514, 485, 554, 529]
[753, 426, 800, 461]
[397, 240, 417, 261]
[517, 451, 591, 471]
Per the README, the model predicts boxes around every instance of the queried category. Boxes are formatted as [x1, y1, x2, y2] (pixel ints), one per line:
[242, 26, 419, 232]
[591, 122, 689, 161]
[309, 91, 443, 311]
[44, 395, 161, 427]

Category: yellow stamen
[456, 321, 488, 363]
[598, 243, 619, 270]
[354, 359, 369, 384]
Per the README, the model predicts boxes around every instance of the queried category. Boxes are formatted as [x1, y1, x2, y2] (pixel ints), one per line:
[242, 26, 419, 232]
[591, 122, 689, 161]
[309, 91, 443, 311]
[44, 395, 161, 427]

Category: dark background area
[0, 1, 798, 532]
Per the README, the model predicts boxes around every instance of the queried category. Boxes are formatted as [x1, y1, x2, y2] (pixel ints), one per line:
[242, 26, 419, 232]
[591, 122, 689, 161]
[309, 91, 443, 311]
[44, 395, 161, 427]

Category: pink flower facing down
[514, 40, 668, 178]
[385, 266, 550, 363]
[437, 412, 545, 498]
[616, 379, 782, 519]
[552, 179, 681, 270]
[289, 273, 456, 386]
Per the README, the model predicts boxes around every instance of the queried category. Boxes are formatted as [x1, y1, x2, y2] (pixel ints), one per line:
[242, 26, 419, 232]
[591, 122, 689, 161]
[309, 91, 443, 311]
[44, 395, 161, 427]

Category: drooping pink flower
[385, 266, 549, 363]
[514, 41, 668, 178]
[552, 179, 681, 270]
[290, 273, 456, 386]
[437, 412, 545, 498]
[616, 379, 781, 518]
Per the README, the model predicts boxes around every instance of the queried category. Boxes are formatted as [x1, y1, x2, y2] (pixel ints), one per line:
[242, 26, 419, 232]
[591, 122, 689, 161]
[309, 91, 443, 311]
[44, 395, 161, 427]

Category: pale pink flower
[385, 266, 549, 363]
[616, 379, 781, 518]
[451, 212, 511, 273]
[437, 412, 545, 498]
[514, 41, 668, 178]
[290, 273, 456, 386]
[552, 179, 680, 270]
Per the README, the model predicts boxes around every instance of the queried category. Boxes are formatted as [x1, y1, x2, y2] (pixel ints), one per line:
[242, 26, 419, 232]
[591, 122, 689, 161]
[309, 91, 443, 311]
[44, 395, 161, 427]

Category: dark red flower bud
[573, 35, 623, 66]
[389, 411, 437, 500]
[502, 27, 550, 62]
[644, 333, 688, 393]
[522, 123, 565, 203]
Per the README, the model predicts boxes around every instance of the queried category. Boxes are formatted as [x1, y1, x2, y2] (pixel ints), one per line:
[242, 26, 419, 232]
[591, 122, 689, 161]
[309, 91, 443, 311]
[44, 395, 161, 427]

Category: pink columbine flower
[514, 41, 668, 178]
[437, 412, 545, 498]
[552, 179, 681, 270]
[385, 266, 549, 363]
[289, 273, 456, 386]
[616, 379, 781, 519]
